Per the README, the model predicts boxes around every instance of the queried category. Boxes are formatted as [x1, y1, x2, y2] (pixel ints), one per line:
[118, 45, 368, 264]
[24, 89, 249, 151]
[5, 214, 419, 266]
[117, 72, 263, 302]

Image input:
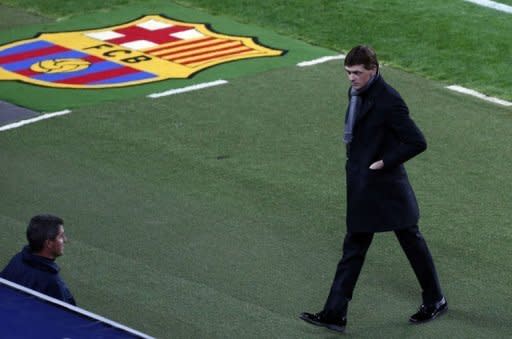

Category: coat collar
[21, 245, 59, 274]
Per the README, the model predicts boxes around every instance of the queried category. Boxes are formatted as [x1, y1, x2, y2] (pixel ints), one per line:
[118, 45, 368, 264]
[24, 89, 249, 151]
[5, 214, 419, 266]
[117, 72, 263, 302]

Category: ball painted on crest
[31, 58, 91, 73]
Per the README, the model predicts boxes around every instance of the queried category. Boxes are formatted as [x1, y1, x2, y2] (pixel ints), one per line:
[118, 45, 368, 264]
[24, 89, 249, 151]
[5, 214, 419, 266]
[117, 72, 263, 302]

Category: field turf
[1, 1, 511, 338]
[1, 0, 511, 100]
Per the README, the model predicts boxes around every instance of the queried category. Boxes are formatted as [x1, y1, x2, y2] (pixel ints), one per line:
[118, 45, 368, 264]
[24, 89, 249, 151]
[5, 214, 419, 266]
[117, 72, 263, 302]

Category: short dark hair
[344, 45, 379, 71]
[26, 214, 64, 252]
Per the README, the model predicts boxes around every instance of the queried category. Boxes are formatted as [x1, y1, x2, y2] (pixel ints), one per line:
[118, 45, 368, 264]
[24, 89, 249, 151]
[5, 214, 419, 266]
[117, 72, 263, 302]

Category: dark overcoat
[345, 75, 427, 233]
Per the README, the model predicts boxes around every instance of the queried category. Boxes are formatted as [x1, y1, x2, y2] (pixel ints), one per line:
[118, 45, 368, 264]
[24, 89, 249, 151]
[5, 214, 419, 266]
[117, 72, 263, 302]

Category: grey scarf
[343, 74, 379, 144]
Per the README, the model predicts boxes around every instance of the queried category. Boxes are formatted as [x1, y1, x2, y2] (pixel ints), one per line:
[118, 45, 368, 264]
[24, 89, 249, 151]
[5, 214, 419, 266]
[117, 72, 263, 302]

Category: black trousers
[323, 225, 443, 318]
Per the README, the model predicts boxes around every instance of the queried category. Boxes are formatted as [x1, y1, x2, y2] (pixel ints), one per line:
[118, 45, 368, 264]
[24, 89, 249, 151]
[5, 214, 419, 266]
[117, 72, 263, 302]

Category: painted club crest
[0, 15, 284, 88]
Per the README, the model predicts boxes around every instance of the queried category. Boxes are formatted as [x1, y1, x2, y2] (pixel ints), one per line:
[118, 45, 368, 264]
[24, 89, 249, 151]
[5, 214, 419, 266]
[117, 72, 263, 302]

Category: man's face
[47, 225, 67, 258]
[344, 64, 377, 90]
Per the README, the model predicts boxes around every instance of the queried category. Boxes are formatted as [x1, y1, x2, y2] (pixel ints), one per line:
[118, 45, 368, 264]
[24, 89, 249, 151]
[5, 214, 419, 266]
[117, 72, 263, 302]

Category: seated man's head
[26, 214, 67, 259]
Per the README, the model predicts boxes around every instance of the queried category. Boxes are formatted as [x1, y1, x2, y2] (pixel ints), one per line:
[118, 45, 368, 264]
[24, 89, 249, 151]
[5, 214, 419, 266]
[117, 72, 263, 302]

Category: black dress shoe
[409, 297, 448, 324]
[299, 311, 346, 333]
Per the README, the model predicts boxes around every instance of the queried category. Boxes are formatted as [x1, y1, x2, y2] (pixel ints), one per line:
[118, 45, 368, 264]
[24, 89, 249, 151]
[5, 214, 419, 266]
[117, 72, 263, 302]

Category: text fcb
[0, 15, 284, 89]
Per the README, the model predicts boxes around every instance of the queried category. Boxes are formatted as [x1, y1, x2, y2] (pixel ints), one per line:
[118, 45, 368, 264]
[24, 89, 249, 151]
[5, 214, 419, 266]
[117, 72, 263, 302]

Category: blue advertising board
[0, 277, 153, 339]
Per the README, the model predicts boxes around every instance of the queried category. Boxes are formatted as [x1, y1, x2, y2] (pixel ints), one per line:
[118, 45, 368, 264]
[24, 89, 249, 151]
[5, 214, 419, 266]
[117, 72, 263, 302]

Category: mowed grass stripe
[68, 241, 303, 338]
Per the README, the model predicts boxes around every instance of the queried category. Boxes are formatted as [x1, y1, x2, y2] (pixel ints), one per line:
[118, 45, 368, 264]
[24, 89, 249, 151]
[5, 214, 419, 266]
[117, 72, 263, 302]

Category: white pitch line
[464, 0, 512, 14]
[147, 79, 228, 98]
[0, 109, 72, 132]
[297, 54, 346, 67]
[446, 85, 512, 106]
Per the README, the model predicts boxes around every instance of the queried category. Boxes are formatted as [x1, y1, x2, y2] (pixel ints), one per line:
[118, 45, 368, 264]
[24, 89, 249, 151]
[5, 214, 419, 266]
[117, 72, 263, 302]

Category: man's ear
[43, 239, 52, 250]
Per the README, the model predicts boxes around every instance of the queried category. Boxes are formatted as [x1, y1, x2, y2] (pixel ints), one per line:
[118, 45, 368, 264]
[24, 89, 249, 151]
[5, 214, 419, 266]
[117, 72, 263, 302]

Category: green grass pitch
[1, 1, 511, 338]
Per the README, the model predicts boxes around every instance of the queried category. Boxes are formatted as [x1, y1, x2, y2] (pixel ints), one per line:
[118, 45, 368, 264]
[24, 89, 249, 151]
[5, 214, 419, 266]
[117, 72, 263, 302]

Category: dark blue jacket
[0, 246, 76, 305]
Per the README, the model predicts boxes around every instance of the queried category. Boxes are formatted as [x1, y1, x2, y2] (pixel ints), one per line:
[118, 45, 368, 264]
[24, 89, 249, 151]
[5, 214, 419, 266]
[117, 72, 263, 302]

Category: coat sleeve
[381, 95, 427, 168]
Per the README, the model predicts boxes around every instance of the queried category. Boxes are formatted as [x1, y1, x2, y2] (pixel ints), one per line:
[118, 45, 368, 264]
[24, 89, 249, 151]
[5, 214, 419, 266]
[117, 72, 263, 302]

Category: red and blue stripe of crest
[0, 40, 157, 86]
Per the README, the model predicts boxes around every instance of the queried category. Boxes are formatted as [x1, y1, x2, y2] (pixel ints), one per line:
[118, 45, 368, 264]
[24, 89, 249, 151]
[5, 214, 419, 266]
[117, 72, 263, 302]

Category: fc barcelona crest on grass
[0, 15, 284, 89]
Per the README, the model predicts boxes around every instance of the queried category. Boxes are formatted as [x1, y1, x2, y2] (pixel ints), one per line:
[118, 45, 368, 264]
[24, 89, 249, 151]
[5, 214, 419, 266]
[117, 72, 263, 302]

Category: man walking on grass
[300, 45, 447, 333]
